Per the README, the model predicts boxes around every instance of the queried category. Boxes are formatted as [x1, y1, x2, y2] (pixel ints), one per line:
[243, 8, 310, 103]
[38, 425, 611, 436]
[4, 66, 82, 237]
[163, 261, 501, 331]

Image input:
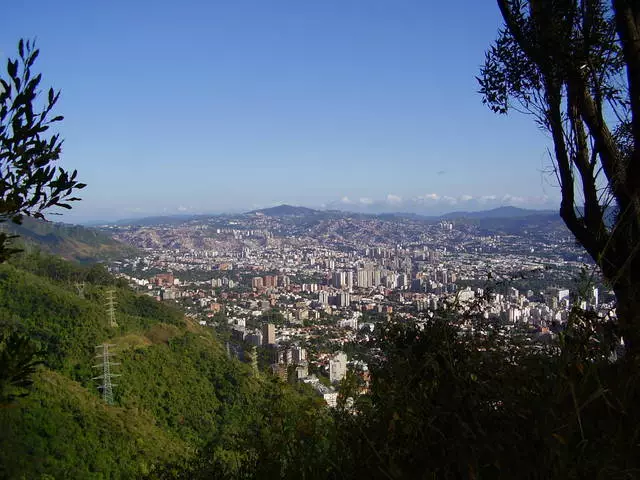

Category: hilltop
[3, 217, 137, 263]
[247, 204, 320, 216]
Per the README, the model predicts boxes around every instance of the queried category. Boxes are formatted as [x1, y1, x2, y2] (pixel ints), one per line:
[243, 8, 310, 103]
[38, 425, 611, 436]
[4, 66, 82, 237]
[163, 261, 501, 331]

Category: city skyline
[1, 1, 560, 223]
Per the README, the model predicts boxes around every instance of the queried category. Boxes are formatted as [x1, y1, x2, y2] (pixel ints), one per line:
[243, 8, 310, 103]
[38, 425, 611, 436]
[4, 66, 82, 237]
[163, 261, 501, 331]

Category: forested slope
[3, 217, 137, 263]
[0, 252, 330, 479]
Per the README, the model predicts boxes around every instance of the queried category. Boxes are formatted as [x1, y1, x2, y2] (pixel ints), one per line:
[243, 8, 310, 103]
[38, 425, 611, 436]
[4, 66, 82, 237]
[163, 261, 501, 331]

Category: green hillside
[3, 217, 137, 263]
[0, 252, 331, 480]
[3, 251, 638, 479]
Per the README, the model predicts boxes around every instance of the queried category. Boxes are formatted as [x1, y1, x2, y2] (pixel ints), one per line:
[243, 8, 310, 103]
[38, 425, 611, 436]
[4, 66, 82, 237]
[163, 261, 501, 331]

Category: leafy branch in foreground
[0, 39, 86, 262]
[0, 331, 43, 406]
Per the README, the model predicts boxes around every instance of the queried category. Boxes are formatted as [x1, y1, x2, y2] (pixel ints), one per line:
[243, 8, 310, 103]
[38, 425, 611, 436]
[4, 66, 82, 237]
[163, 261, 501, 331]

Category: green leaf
[7, 59, 18, 80]
[27, 49, 39, 68]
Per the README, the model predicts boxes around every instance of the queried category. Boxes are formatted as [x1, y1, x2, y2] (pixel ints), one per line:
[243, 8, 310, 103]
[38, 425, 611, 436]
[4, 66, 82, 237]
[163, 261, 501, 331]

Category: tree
[0, 39, 85, 262]
[479, 0, 640, 354]
[0, 331, 42, 406]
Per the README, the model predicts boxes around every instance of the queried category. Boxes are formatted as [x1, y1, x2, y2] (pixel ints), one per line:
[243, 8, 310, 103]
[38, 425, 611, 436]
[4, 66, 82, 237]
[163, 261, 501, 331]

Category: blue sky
[1, 1, 559, 222]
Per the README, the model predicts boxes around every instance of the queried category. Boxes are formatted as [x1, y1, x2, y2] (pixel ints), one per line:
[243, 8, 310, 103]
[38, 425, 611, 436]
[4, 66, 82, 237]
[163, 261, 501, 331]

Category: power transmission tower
[105, 289, 117, 328]
[93, 343, 120, 405]
[249, 346, 259, 376]
[75, 281, 85, 299]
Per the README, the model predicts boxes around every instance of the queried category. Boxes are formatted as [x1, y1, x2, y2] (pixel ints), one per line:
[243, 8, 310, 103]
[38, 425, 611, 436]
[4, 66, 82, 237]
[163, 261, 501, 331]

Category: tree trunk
[606, 223, 640, 357]
[591, 208, 640, 358]
[613, 283, 640, 358]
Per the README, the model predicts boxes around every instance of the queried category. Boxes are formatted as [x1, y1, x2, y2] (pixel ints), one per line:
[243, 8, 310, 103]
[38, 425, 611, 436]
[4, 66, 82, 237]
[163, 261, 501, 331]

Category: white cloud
[386, 194, 403, 205]
[501, 194, 525, 204]
[416, 193, 440, 202]
[322, 191, 558, 214]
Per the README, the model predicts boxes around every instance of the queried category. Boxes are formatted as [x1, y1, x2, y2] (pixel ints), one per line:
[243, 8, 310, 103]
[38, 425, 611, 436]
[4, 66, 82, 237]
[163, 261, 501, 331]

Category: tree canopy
[479, 0, 640, 354]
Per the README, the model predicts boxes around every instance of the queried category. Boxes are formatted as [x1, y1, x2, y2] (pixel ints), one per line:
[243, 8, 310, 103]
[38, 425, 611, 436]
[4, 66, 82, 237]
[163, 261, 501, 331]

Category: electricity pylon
[93, 344, 120, 405]
[75, 281, 85, 299]
[105, 289, 117, 328]
[249, 346, 259, 375]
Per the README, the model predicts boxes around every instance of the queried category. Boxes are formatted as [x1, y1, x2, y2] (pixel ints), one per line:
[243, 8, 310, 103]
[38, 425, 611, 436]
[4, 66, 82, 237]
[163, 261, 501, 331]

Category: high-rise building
[291, 345, 307, 364]
[346, 271, 354, 291]
[263, 275, 277, 288]
[318, 290, 330, 306]
[246, 332, 263, 346]
[385, 273, 397, 289]
[332, 271, 346, 288]
[329, 351, 348, 383]
[262, 323, 276, 345]
[338, 292, 351, 308]
[357, 268, 371, 288]
[276, 347, 293, 365]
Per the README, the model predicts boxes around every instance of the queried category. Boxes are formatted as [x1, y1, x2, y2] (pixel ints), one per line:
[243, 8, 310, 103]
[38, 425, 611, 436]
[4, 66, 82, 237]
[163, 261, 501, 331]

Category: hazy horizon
[43, 202, 557, 226]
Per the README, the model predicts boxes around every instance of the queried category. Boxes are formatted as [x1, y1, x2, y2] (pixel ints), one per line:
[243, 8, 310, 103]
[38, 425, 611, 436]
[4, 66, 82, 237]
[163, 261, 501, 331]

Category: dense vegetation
[4, 217, 137, 263]
[2, 250, 640, 479]
[0, 251, 330, 479]
[329, 319, 640, 479]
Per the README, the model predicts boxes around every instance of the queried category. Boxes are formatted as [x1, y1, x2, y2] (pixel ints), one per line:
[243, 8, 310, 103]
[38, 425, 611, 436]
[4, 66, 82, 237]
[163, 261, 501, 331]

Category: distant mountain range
[439, 206, 557, 220]
[247, 204, 558, 220]
[69, 204, 564, 227]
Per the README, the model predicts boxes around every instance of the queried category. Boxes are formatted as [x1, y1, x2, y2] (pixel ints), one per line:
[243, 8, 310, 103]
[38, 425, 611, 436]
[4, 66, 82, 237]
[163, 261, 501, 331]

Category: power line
[105, 289, 117, 328]
[93, 343, 121, 405]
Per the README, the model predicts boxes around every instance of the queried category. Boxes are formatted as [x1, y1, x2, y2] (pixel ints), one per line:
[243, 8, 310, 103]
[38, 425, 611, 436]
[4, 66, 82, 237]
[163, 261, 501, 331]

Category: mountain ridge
[247, 204, 320, 216]
[439, 205, 557, 220]
[3, 217, 138, 262]
[106, 204, 561, 226]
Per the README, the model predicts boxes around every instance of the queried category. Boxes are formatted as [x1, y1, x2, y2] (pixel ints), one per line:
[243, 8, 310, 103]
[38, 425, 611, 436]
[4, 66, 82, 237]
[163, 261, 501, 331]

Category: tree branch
[567, 80, 608, 248]
[567, 73, 629, 207]
[613, 0, 640, 156]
